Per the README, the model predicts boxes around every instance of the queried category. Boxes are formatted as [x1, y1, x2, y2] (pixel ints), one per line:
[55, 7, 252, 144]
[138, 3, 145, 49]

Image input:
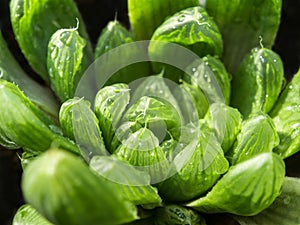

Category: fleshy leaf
[59, 97, 108, 161]
[172, 82, 207, 123]
[187, 153, 285, 216]
[0, 79, 79, 154]
[206, 0, 282, 74]
[124, 96, 181, 141]
[150, 6, 223, 58]
[204, 103, 242, 153]
[154, 205, 206, 225]
[149, 6, 223, 81]
[94, 20, 150, 85]
[270, 69, 300, 158]
[114, 127, 169, 183]
[128, 0, 199, 40]
[22, 148, 138, 225]
[12, 204, 53, 225]
[227, 112, 279, 164]
[130, 74, 179, 110]
[90, 155, 162, 208]
[10, 0, 90, 82]
[184, 58, 225, 104]
[233, 177, 300, 225]
[230, 47, 285, 118]
[47, 27, 92, 102]
[157, 121, 229, 202]
[0, 32, 59, 120]
[202, 55, 231, 104]
[94, 83, 130, 152]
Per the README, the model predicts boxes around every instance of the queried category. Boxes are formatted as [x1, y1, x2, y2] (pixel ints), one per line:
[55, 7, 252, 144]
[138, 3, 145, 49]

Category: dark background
[0, 0, 300, 224]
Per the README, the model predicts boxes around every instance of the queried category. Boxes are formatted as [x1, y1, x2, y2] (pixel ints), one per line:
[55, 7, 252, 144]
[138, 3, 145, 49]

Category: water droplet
[259, 55, 266, 63]
[192, 67, 197, 72]
[177, 15, 186, 22]
[289, 85, 293, 90]
[273, 59, 277, 63]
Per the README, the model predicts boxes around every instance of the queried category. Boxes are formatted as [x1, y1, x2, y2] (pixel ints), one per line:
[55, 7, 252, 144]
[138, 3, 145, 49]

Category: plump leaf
[12, 204, 53, 225]
[231, 48, 285, 118]
[206, 0, 282, 74]
[47, 27, 92, 102]
[59, 98, 108, 161]
[187, 153, 285, 216]
[202, 55, 231, 104]
[233, 177, 300, 225]
[131, 73, 179, 110]
[0, 32, 59, 120]
[0, 79, 78, 154]
[183, 58, 225, 104]
[157, 121, 229, 202]
[95, 20, 135, 58]
[227, 112, 279, 164]
[150, 6, 223, 58]
[10, 0, 90, 82]
[128, 0, 199, 40]
[90, 155, 162, 208]
[22, 149, 138, 225]
[154, 205, 206, 225]
[270, 69, 300, 158]
[204, 103, 242, 153]
[179, 81, 209, 120]
[94, 20, 150, 85]
[149, 6, 223, 82]
[114, 127, 169, 183]
[94, 83, 130, 151]
[110, 121, 142, 153]
[124, 96, 181, 140]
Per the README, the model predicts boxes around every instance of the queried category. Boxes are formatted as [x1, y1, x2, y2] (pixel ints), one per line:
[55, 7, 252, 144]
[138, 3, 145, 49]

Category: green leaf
[154, 205, 207, 225]
[131, 73, 179, 110]
[110, 121, 142, 153]
[187, 153, 285, 216]
[10, 0, 90, 82]
[150, 6, 223, 58]
[94, 83, 130, 152]
[227, 112, 279, 164]
[22, 148, 138, 225]
[233, 177, 300, 225]
[95, 20, 135, 58]
[158, 121, 229, 202]
[90, 155, 162, 208]
[124, 96, 181, 140]
[47, 27, 91, 102]
[59, 97, 108, 161]
[94, 20, 151, 85]
[231, 48, 285, 118]
[0, 31, 59, 120]
[149, 6, 223, 82]
[114, 127, 169, 183]
[202, 55, 231, 104]
[0, 79, 79, 154]
[270, 69, 300, 158]
[204, 103, 242, 153]
[128, 0, 199, 40]
[12, 204, 53, 225]
[179, 81, 209, 120]
[183, 58, 225, 104]
[20, 151, 39, 170]
[206, 0, 282, 74]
